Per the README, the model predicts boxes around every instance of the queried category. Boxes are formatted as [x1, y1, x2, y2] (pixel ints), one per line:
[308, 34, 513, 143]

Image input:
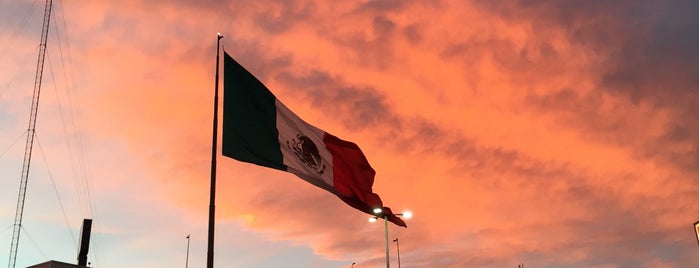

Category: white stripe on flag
[275, 100, 335, 187]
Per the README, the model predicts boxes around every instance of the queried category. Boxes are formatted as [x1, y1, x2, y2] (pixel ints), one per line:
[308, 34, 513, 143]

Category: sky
[1, 0, 699, 267]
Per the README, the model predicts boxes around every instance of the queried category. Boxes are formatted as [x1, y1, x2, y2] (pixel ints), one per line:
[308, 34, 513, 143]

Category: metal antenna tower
[8, 0, 53, 267]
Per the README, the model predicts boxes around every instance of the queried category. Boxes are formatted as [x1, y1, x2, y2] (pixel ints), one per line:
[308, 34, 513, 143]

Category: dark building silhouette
[26, 219, 93, 268]
[26, 260, 89, 268]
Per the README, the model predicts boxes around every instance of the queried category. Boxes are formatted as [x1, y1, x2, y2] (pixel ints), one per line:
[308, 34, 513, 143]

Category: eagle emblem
[287, 134, 326, 175]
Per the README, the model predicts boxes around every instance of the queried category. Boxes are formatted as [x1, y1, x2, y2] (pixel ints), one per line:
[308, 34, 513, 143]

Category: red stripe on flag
[323, 133, 406, 227]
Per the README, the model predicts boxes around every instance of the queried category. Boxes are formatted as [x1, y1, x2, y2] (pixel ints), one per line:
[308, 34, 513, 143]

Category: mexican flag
[222, 52, 406, 227]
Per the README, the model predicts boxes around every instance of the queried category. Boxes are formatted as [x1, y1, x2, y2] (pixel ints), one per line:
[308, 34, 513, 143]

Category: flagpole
[207, 32, 223, 268]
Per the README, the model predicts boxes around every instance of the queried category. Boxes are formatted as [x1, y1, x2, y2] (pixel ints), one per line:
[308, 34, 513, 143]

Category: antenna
[8, 0, 54, 267]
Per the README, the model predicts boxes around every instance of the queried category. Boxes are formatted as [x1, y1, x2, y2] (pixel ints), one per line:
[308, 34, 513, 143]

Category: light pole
[369, 208, 412, 268]
[393, 238, 401, 268]
[185, 234, 190, 268]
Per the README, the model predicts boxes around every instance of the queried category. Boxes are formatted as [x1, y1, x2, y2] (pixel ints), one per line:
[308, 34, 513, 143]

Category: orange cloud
[3, 0, 698, 267]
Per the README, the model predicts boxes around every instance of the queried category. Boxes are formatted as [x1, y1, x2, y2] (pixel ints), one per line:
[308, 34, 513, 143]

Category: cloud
[4, 0, 698, 267]
[165, 1, 699, 266]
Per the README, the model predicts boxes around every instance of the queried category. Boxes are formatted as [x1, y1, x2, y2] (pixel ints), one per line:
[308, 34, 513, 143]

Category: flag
[222, 52, 406, 227]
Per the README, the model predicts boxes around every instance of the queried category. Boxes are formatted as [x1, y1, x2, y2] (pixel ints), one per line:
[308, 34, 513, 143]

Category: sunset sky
[1, 0, 699, 267]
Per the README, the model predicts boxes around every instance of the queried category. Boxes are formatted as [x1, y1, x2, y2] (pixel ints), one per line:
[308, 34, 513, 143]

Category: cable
[47, 47, 88, 218]
[20, 225, 49, 261]
[0, 0, 40, 64]
[35, 133, 78, 247]
[50, 1, 103, 265]
[0, 131, 28, 160]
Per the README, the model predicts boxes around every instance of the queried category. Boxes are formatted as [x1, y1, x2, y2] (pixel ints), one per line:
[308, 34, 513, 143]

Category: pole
[393, 238, 401, 268]
[384, 216, 390, 268]
[186, 234, 190, 268]
[207, 32, 223, 268]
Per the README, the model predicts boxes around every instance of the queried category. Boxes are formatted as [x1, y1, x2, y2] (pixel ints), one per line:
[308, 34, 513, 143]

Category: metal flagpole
[207, 32, 223, 268]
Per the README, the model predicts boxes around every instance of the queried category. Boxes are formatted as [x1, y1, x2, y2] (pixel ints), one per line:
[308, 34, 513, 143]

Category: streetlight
[393, 238, 401, 268]
[369, 208, 412, 268]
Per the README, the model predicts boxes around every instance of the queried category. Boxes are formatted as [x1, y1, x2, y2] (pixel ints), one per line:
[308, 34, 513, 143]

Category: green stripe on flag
[222, 53, 285, 171]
